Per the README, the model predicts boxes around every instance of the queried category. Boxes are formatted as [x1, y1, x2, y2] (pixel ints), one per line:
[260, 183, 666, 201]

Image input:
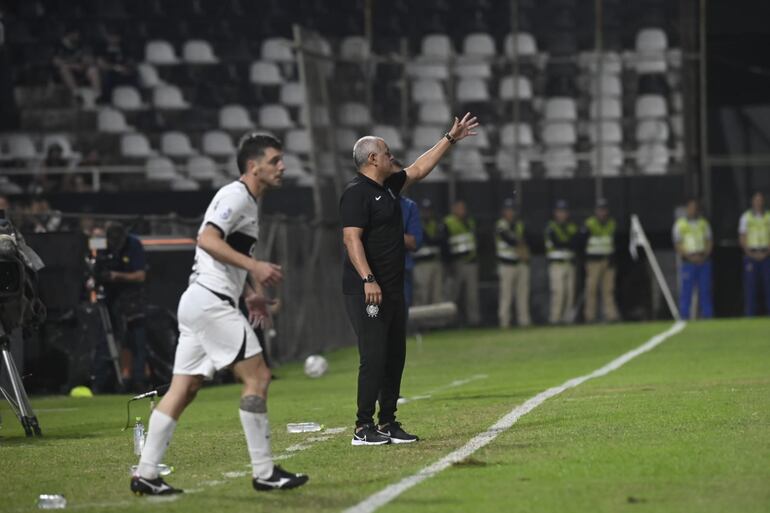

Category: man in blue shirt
[401, 196, 423, 308]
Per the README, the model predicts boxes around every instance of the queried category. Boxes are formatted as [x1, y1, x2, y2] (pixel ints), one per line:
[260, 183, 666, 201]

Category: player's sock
[137, 410, 177, 479]
[239, 395, 274, 479]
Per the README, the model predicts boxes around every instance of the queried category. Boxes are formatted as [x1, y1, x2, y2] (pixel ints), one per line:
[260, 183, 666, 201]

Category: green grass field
[2, 319, 769, 513]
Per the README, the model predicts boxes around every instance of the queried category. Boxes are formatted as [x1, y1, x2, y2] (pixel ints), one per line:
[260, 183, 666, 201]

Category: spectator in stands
[672, 198, 713, 319]
[444, 200, 480, 325]
[52, 29, 100, 103]
[95, 29, 137, 104]
[495, 198, 531, 328]
[21, 197, 63, 233]
[413, 199, 445, 306]
[400, 196, 423, 309]
[545, 200, 579, 324]
[739, 191, 770, 316]
[581, 199, 620, 323]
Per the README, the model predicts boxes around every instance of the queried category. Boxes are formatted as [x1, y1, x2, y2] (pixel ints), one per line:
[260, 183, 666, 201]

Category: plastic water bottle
[133, 417, 145, 456]
[37, 494, 67, 509]
[286, 422, 322, 433]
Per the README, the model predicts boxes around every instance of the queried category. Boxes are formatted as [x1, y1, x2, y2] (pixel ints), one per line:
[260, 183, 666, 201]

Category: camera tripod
[0, 322, 41, 436]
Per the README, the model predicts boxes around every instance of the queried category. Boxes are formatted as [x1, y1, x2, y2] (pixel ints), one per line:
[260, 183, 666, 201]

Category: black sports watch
[363, 274, 376, 284]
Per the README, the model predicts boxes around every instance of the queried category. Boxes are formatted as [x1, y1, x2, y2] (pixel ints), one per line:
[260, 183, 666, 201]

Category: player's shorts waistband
[193, 281, 236, 308]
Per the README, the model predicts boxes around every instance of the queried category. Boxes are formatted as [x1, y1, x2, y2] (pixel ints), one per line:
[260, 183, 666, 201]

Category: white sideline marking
[343, 321, 687, 513]
[399, 374, 488, 405]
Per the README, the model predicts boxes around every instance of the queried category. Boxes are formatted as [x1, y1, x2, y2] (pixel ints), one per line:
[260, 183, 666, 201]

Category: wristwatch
[363, 274, 376, 284]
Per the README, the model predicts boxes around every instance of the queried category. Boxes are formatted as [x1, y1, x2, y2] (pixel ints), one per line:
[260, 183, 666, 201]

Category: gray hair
[352, 136, 384, 169]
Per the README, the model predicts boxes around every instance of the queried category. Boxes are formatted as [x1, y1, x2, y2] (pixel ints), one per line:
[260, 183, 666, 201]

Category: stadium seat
[145, 156, 178, 180]
[636, 143, 669, 174]
[578, 51, 622, 74]
[182, 40, 219, 64]
[145, 40, 179, 65]
[450, 147, 486, 175]
[589, 98, 622, 120]
[590, 145, 624, 177]
[499, 76, 533, 101]
[219, 105, 254, 130]
[500, 123, 534, 147]
[340, 36, 370, 60]
[418, 102, 451, 125]
[544, 97, 577, 121]
[285, 129, 312, 155]
[420, 34, 453, 60]
[137, 63, 163, 88]
[186, 155, 219, 180]
[121, 133, 155, 158]
[543, 147, 577, 178]
[6, 134, 38, 159]
[462, 33, 496, 58]
[42, 134, 76, 158]
[153, 85, 189, 109]
[281, 153, 307, 180]
[112, 85, 144, 110]
[542, 122, 577, 146]
[453, 58, 492, 79]
[413, 126, 444, 149]
[258, 104, 294, 130]
[412, 79, 445, 103]
[280, 82, 305, 106]
[372, 124, 404, 152]
[588, 121, 623, 144]
[406, 58, 449, 80]
[671, 115, 684, 139]
[301, 105, 330, 126]
[0, 177, 23, 194]
[671, 92, 683, 113]
[462, 125, 490, 149]
[635, 119, 670, 143]
[335, 128, 358, 152]
[456, 78, 490, 102]
[504, 33, 538, 58]
[261, 38, 294, 63]
[588, 74, 622, 97]
[170, 177, 201, 190]
[97, 107, 133, 133]
[636, 28, 668, 52]
[161, 131, 197, 158]
[202, 130, 235, 158]
[667, 48, 683, 68]
[249, 60, 283, 85]
[635, 95, 668, 119]
[337, 102, 372, 127]
[495, 148, 532, 179]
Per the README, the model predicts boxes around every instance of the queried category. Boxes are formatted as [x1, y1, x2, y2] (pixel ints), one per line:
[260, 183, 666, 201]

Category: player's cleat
[377, 422, 419, 444]
[252, 466, 309, 491]
[351, 424, 391, 446]
[130, 476, 183, 496]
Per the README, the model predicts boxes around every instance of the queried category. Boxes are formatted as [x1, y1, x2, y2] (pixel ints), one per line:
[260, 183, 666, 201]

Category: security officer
[412, 199, 445, 305]
[545, 200, 579, 324]
[582, 198, 620, 323]
[672, 198, 713, 319]
[738, 191, 770, 316]
[495, 198, 531, 327]
[444, 200, 481, 325]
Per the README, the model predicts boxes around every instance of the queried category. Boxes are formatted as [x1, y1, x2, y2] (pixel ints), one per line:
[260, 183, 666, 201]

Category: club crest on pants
[366, 304, 379, 318]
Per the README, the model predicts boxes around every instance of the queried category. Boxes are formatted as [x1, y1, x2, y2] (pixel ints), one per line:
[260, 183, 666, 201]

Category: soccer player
[341, 113, 479, 446]
[130, 133, 308, 495]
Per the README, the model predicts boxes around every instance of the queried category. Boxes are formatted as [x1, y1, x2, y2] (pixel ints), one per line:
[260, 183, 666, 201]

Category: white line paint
[343, 321, 687, 513]
[399, 374, 488, 405]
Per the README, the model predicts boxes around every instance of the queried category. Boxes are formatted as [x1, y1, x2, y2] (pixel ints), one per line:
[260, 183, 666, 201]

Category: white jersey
[191, 181, 259, 301]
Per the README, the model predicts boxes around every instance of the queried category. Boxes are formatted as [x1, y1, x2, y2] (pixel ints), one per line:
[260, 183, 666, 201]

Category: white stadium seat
[153, 85, 189, 109]
[420, 34, 453, 60]
[578, 51, 622, 74]
[145, 40, 179, 65]
[249, 60, 283, 85]
[338, 102, 372, 127]
[182, 40, 218, 64]
[504, 33, 537, 58]
[544, 97, 577, 121]
[461, 125, 490, 149]
[187, 155, 219, 180]
[137, 63, 163, 88]
[462, 33, 496, 58]
[335, 128, 358, 152]
[340, 36, 370, 60]
[98, 107, 133, 133]
[589, 98, 622, 120]
[499, 76, 533, 100]
[284, 129, 312, 155]
[588, 74, 622, 97]
[219, 104, 254, 130]
[258, 104, 294, 130]
[495, 148, 532, 180]
[372, 124, 404, 152]
[6, 134, 38, 159]
[636, 119, 670, 143]
[170, 177, 201, 190]
[112, 85, 144, 110]
[543, 147, 577, 178]
[261, 38, 294, 63]
[636, 28, 668, 52]
[453, 58, 492, 79]
[450, 147, 486, 175]
[406, 58, 449, 80]
[280, 82, 305, 106]
[635, 95, 668, 119]
[590, 145, 624, 177]
[588, 121, 623, 144]
[202, 130, 235, 158]
[145, 156, 178, 180]
[500, 123, 534, 147]
[636, 143, 669, 174]
[161, 131, 197, 158]
[418, 102, 451, 125]
[413, 126, 444, 149]
[42, 134, 75, 158]
[542, 122, 577, 146]
[456, 78, 490, 102]
[121, 133, 154, 158]
[412, 79, 445, 103]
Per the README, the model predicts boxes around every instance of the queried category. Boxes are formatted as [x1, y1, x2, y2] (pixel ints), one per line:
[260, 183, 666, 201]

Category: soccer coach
[341, 112, 479, 446]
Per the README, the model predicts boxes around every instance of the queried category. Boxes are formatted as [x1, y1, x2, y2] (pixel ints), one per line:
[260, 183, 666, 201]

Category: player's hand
[364, 282, 382, 306]
[245, 294, 276, 328]
[251, 261, 283, 286]
[449, 112, 480, 142]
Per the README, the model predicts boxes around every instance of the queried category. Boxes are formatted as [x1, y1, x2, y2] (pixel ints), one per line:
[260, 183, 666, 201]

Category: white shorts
[173, 282, 262, 379]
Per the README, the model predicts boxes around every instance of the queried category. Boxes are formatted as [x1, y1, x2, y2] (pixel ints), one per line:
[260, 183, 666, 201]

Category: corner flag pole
[629, 214, 681, 321]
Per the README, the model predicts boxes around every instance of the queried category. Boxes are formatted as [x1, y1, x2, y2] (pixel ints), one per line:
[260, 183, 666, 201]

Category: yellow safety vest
[674, 217, 710, 254]
[414, 218, 441, 260]
[444, 215, 476, 261]
[741, 210, 770, 249]
[584, 216, 616, 256]
[545, 221, 578, 260]
[496, 219, 524, 263]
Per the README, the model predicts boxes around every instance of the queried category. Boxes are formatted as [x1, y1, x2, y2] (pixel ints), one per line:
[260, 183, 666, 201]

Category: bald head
[353, 136, 385, 170]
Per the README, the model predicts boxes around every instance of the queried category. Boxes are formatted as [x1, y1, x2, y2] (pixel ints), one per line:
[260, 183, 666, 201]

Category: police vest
[414, 218, 441, 261]
[444, 215, 476, 261]
[675, 217, 710, 254]
[741, 210, 770, 249]
[585, 216, 616, 257]
[496, 219, 524, 263]
[546, 221, 578, 260]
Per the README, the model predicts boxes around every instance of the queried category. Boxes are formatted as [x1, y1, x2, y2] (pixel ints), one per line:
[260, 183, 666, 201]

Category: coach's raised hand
[448, 112, 479, 142]
[251, 260, 283, 286]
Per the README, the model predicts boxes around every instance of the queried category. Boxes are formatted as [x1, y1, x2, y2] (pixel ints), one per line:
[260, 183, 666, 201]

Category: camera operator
[94, 222, 148, 393]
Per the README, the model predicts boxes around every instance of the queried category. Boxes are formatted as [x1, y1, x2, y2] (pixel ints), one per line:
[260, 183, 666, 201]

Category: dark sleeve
[126, 237, 146, 272]
[340, 186, 369, 228]
[384, 170, 407, 196]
